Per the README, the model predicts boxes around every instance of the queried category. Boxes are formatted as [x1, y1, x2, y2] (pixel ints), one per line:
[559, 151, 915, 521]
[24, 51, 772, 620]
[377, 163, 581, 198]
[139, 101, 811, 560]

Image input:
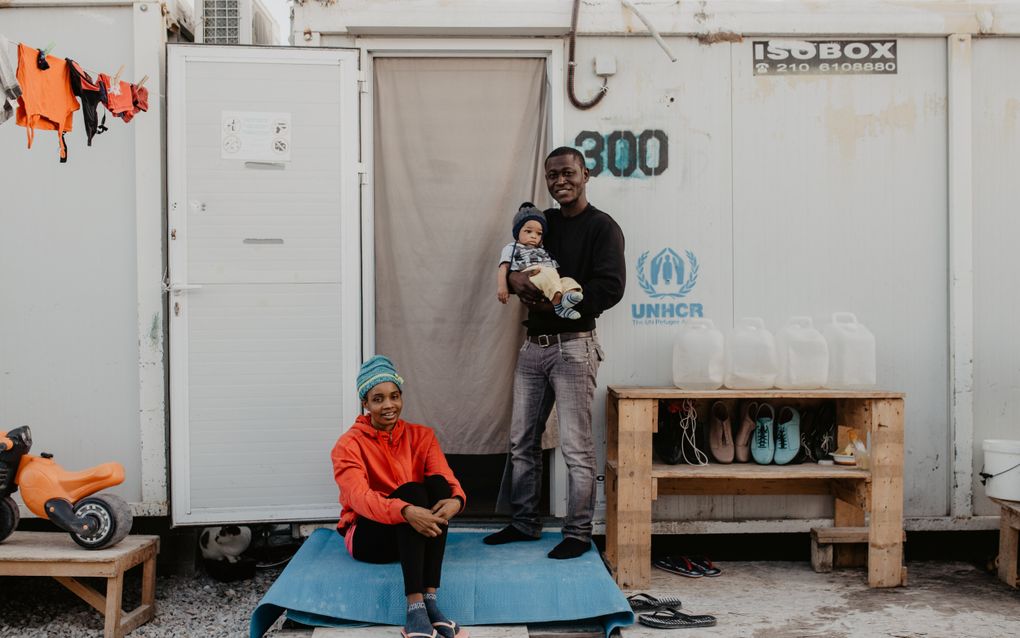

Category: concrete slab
[621, 561, 1020, 638]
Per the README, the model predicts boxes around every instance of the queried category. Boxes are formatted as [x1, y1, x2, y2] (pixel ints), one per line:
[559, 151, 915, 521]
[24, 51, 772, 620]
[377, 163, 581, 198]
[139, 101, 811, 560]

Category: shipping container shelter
[2, 0, 1020, 535]
[1, 0, 173, 517]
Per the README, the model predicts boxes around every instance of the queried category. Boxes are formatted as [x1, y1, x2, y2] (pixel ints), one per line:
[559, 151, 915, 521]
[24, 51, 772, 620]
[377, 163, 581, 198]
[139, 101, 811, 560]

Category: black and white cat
[199, 525, 252, 563]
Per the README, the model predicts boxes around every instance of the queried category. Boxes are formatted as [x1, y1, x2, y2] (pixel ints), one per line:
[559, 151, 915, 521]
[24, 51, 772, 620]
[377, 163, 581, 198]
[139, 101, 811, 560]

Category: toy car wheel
[0, 496, 19, 543]
[70, 494, 133, 549]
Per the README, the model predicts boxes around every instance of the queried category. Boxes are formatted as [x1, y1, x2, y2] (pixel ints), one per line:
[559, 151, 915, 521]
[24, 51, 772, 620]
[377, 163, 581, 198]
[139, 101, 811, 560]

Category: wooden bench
[0, 532, 159, 638]
[604, 387, 905, 589]
[991, 497, 1020, 588]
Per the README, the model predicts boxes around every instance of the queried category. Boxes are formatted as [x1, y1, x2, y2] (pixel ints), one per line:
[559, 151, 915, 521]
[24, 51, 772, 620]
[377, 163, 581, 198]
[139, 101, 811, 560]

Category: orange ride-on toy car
[0, 426, 133, 549]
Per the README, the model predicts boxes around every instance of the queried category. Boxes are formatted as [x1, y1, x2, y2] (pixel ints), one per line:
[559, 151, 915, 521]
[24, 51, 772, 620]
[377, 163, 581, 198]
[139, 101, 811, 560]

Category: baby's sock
[561, 290, 583, 309]
[405, 601, 434, 637]
[424, 593, 457, 638]
[554, 303, 581, 320]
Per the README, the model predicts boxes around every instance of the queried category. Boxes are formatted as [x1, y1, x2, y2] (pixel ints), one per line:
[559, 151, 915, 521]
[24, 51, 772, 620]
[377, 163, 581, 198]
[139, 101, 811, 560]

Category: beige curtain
[374, 58, 549, 454]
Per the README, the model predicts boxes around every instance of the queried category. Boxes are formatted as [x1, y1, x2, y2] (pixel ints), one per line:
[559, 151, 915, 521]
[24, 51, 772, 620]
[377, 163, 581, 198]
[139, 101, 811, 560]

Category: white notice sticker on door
[221, 111, 292, 161]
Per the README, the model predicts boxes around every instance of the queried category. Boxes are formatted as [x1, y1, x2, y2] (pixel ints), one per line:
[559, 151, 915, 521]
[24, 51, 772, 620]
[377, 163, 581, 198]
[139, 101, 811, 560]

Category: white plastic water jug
[776, 316, 829, 389]
[823, 312, 877, 389]
[673, 318, 725, 390]
[724, 317, 777, 389]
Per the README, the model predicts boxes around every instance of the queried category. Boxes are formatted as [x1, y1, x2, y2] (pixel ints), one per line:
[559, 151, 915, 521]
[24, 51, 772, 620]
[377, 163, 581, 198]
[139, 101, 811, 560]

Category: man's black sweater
[524, 203, 626, 335]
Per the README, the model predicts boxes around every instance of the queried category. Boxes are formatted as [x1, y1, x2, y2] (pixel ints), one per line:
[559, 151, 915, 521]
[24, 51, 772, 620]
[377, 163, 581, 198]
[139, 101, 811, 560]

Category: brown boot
[708, 401, 734, 463]
[734, 401, 758, 462]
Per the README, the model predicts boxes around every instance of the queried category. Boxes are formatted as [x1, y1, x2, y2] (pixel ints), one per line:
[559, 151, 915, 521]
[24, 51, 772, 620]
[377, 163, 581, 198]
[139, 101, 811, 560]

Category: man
[485, 146, 626, 559]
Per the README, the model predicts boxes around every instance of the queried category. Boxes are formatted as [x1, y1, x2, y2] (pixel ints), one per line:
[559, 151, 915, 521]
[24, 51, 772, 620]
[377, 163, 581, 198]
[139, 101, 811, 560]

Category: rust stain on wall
[824, 99, 918, 161]
[698, 31, 743, 44]
[1005, 98, 1020, 136]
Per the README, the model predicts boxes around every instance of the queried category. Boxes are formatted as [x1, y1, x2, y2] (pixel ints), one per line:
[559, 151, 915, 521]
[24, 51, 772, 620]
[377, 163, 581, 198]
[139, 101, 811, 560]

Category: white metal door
[168, 45, 361, 525]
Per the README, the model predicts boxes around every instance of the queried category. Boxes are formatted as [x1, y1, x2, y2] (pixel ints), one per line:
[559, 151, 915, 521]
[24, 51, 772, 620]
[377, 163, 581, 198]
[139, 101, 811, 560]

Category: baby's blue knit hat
[512, 202, 547, 240]
[357, 355, 404, 400]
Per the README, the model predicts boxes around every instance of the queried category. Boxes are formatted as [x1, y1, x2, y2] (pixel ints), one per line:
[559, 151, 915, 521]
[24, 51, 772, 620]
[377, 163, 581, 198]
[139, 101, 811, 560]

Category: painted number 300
[574, 129, 669, 178]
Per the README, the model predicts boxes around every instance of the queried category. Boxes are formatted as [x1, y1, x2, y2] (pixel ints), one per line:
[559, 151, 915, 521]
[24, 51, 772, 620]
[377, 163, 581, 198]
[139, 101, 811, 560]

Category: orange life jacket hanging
[15, 43, 79, 163]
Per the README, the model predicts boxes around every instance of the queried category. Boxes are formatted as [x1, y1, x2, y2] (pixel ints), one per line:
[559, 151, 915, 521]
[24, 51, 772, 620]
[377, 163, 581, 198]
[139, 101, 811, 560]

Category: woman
[332, 355, 468, 638]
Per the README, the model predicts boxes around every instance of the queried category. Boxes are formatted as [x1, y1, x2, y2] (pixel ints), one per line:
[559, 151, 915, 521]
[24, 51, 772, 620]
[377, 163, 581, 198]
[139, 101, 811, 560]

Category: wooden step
[813, 526, 870, 544]
[810, 526, 906, 574]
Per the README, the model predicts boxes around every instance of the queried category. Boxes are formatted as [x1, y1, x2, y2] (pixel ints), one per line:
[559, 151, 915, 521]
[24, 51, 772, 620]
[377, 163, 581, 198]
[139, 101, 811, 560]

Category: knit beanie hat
[512, 202, 547, 240]
[357, 355, 404, 400]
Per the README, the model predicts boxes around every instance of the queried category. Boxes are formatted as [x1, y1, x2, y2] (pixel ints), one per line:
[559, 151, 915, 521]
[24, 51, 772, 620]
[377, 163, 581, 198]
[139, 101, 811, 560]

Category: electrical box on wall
[594, 55, 617, 77]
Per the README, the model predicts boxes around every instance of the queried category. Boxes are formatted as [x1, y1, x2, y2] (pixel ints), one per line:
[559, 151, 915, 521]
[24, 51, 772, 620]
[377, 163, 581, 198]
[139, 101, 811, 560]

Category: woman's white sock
[406, 601, 433, 636]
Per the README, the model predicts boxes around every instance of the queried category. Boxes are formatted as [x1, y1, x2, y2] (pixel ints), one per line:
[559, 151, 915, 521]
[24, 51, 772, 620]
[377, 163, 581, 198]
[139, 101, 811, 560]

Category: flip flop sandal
[401, 631, 438, 638]
[689, 557, 721, 577]
[626, 592, 684, 612]
[653, 556, 704, 578]
[432, 621, 469, 638]
[638, 608, 717, 629]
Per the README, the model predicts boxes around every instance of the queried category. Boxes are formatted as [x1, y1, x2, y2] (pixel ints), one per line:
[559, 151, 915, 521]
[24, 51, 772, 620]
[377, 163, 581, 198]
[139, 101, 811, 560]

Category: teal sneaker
[773, 406, 801, 465]
[750, 403, 775, 464]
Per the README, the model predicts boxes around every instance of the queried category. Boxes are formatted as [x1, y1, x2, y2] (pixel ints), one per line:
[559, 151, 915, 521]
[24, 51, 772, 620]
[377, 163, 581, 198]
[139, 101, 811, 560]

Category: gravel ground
[0, 566, 291, 637]
[4, 557, 1018, 638]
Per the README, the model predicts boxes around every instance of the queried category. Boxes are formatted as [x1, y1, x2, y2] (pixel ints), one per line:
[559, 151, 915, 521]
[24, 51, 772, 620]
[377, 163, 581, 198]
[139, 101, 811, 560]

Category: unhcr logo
[632, 248, 703, 325]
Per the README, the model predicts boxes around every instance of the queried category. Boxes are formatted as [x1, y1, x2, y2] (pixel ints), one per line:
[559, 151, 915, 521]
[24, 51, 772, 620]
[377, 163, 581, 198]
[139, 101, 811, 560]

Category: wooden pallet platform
[0, 532, 160, 638]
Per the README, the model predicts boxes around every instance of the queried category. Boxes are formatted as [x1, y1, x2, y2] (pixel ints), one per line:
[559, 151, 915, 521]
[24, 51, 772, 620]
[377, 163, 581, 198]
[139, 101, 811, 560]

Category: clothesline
[1, 38, 142, 90]
[0, 34, 149, 163]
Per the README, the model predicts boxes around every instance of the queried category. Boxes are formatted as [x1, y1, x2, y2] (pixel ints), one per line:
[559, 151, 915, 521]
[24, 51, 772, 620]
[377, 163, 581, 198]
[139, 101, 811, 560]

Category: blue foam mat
[250, 529, 634, 638]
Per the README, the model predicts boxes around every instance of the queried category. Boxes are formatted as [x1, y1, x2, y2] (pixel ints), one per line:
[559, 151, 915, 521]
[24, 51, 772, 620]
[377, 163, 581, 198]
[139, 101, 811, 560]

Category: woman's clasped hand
[402, 504, 445, 537]
[402, 496, 461, 537]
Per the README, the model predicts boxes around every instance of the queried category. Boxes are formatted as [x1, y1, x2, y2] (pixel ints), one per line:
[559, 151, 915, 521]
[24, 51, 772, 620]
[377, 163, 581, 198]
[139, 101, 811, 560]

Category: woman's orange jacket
[331, 415, 466, 534]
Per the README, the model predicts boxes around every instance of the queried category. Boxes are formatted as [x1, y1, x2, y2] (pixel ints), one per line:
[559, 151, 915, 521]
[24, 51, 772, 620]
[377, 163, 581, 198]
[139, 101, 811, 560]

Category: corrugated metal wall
[0, 5, 161, 508]
[570, 36, 951, 522]
[972, 38, 1020, 517]
[6, 0, 1017, 525]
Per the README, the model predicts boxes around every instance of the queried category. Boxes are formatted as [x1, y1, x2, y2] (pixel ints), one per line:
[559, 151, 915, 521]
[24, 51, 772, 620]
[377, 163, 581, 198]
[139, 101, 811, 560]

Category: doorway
[365, 43, 564, 514]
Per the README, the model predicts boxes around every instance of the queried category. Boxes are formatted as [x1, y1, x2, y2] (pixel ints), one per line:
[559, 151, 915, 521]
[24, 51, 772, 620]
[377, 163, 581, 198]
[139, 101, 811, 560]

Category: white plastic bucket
[673, 318, 725, 390]
[982, 439, 1020, 502]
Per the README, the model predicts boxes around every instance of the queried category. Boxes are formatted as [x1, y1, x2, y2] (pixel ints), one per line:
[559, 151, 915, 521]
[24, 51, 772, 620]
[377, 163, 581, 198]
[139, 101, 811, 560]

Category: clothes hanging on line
[67, 59, 107, 145]
[7, 37, 147, 159]
[98, 72, 133, 116]
[117, 83, 148, 123]
[0, 35, 21, 126]
[15, 43, 78, 162]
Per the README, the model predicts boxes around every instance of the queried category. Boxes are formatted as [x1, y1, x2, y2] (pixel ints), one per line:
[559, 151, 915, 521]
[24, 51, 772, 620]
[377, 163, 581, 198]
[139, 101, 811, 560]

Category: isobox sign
[753, 40, 898, 76]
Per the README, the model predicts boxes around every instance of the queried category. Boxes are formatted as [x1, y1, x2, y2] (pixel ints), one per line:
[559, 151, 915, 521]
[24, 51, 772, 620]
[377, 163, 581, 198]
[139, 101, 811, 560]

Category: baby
[497, 202, 583, 319]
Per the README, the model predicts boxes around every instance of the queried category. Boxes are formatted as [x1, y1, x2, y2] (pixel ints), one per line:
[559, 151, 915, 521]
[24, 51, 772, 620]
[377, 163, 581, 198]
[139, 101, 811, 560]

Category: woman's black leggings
[348, 475, 452, 595]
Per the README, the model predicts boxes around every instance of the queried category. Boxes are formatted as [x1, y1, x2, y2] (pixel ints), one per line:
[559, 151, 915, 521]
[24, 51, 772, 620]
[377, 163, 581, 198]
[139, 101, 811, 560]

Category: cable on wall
[567, 0, 607, 110]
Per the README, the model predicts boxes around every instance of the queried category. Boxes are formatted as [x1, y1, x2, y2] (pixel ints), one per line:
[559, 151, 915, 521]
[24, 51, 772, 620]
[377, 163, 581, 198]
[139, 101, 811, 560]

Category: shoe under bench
[603, 387, 905, 589]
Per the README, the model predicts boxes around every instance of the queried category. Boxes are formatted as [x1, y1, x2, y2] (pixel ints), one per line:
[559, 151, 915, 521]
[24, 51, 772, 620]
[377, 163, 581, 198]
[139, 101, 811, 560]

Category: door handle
[168, 283, 203, 296]
[244, 161, 286, 170]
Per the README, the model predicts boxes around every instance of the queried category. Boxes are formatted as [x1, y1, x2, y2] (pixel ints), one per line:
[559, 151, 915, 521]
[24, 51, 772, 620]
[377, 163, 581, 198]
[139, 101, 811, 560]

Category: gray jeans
[505, 334, 603, 541]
